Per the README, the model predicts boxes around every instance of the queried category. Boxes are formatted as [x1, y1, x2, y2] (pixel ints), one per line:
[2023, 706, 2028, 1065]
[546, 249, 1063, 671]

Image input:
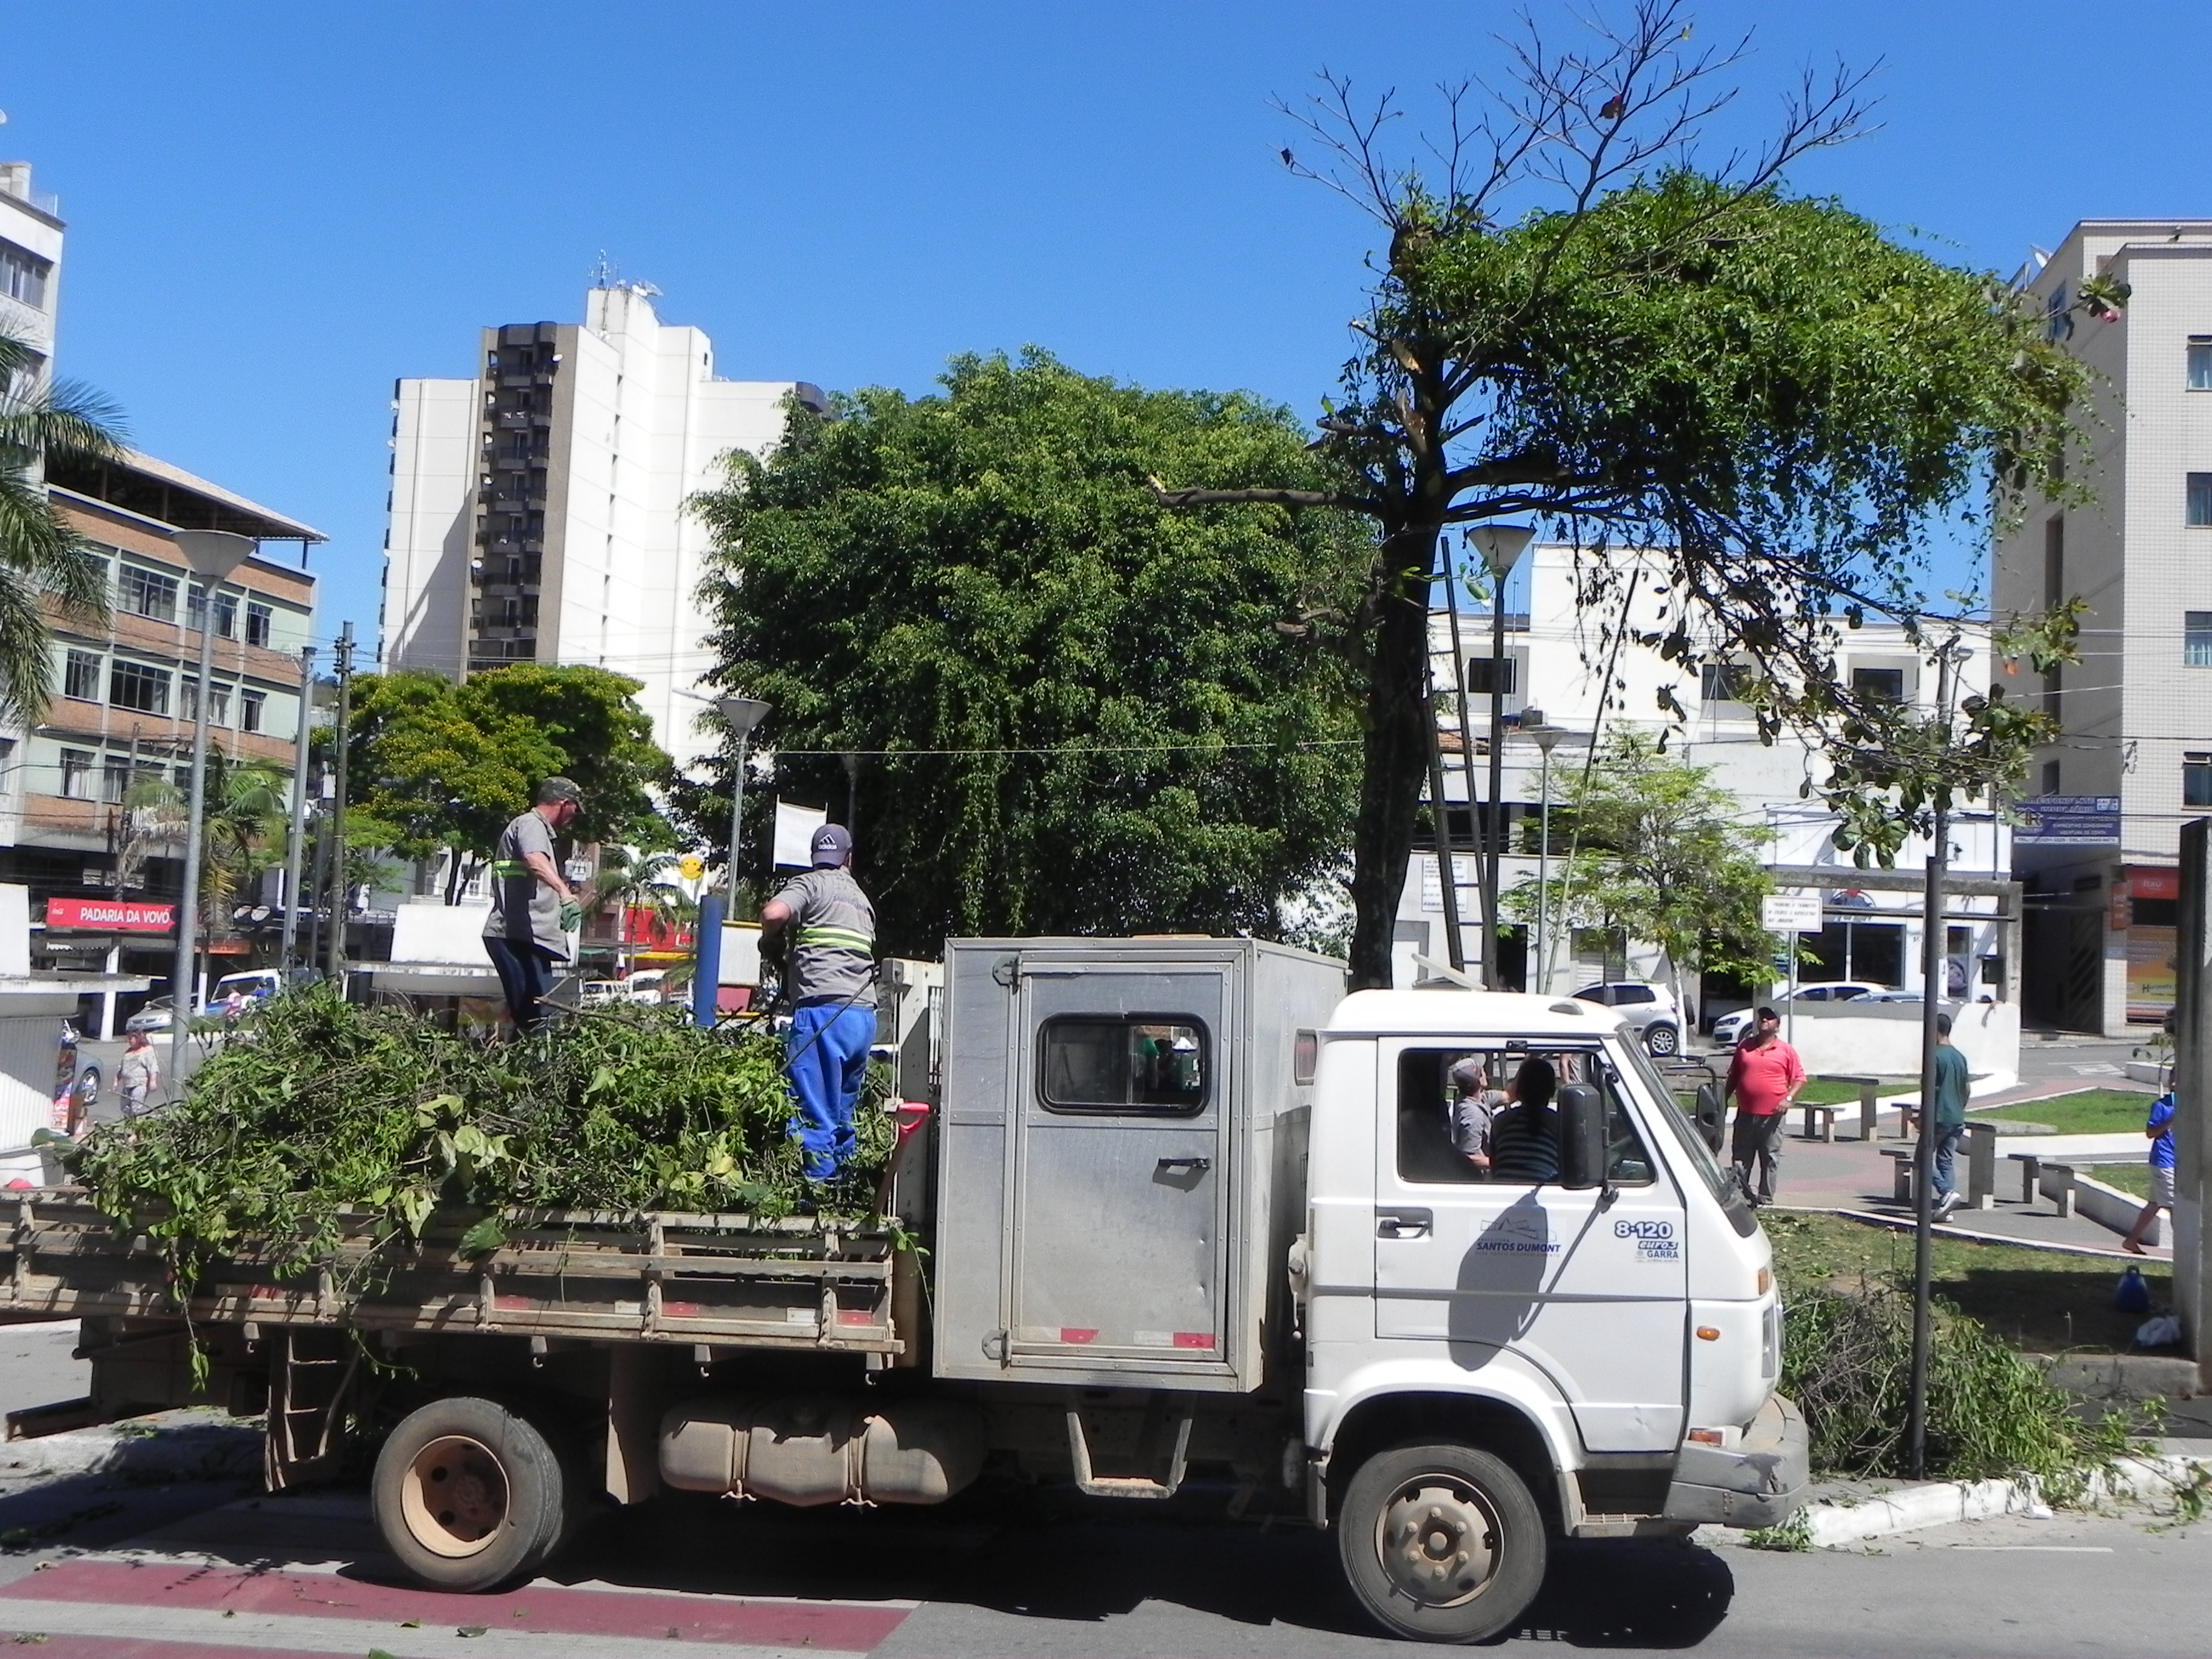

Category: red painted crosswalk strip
[0, 1560, 911, 1651]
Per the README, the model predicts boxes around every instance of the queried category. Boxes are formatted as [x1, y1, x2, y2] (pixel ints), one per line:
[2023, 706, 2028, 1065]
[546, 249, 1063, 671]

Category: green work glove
[558, 899, 583, 933]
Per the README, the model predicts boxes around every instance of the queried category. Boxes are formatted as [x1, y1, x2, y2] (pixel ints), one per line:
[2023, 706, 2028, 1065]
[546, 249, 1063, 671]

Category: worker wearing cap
[759, 823, 876, 1182]
[482, 777, 585, 1034]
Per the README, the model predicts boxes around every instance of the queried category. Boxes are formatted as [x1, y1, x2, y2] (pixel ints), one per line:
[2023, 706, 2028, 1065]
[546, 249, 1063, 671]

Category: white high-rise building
[380, 283, 823, 764]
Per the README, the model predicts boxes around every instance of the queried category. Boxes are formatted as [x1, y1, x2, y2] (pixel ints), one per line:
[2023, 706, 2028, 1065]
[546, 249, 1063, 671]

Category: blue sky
[5, 0, 2208, 663]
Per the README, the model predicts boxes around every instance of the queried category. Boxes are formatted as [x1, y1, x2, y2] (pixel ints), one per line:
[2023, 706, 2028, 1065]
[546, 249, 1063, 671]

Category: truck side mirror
[1558, 1085, 1607, 1191]
[1694, 1082, 1726, 1154]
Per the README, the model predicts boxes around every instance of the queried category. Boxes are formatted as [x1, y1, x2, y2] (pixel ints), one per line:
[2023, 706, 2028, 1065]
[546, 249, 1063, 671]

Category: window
[186, 586, 238, 638]
[2191, 338, 2212, 390]
[2190, 614, 2212, 668]
[58, 748, 93, 800]
[1851, 666, 1907, 702]
[2188, 755, 2212, 809]
[115, 565, 179, 622]
[1393, 1047, 1654, 1188]
[99, 755, 135, 805]
[1039, 1017, 1208, 1114]
[0, 737, 16, 794]
[181, 679, 232, 726]
[0, 240, 48, 309]
[246, 603, 273, 648]
[2191, 474, 2212, 528]
[107, 660, 169, 716]
[241, 688, 266, 734]
[1701, 663, 1752, 703]
[1612, 985, 1656, 1005]
[62, 649, 101, 702]
[1465, 656, 1517, 696]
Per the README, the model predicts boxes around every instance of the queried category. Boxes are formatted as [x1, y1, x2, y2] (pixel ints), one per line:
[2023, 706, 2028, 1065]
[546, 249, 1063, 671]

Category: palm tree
[0, 327, 122, 722]
[583, 847, 694, 980]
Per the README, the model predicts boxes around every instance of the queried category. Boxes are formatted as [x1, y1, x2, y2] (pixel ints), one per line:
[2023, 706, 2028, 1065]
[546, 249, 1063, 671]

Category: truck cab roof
[1325, 987, 1630, 1039]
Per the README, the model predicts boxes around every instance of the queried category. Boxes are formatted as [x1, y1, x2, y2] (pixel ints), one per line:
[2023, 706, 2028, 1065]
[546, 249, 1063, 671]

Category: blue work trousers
[787, 1001, 875, 1181]
[1930, 1124, 1965, 1204]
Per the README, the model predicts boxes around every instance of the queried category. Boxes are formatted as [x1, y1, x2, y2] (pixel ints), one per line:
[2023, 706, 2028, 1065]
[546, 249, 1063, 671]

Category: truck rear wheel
[1338, 1441, 1547, 1644]
[371, 1396, 571, 1592]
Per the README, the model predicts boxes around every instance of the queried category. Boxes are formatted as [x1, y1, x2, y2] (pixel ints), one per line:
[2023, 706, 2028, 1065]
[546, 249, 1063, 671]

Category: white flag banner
[772, 800, 828, 870]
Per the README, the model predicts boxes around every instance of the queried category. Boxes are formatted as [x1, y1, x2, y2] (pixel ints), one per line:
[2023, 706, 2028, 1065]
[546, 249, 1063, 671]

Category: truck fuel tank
[659, 1396, 987, 1507]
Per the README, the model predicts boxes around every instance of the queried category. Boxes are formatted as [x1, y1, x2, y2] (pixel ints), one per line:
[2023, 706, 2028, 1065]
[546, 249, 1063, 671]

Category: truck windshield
[1619, 1040, 1735, 1209]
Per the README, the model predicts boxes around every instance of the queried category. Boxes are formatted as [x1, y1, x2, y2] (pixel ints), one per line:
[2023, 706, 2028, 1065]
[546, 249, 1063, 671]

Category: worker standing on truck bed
[482, 777, 585, 1035]
[759, 823, 876, 1182]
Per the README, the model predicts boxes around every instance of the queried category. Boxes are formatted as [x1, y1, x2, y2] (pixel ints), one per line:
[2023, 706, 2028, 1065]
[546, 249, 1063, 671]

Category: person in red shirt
[1726, 1006, 1805, 1205]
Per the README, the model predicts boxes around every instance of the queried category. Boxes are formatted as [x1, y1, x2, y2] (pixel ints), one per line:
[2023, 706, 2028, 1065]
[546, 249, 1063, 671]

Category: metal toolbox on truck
[933, 937, 1344, 1392]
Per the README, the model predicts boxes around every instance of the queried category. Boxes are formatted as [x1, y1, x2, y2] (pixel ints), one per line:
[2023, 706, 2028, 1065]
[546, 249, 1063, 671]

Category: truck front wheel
[371, 1396, 571, 1592]
[1338, 1441, 1547, 1644]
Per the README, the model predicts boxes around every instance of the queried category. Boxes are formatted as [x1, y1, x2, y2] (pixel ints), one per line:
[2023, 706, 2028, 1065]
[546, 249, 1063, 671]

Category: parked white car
[1570, 981, 1683, 1056]
[1711, 982, 1889, 1047]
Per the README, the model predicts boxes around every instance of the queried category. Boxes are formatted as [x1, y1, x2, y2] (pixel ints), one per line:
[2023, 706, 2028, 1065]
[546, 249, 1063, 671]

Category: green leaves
[688, 350, 1366, 956]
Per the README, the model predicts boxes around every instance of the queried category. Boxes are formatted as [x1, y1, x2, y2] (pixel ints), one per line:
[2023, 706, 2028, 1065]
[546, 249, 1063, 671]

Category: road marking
[2067, 1064, 2122, 1075]
[1937, 1545, 2115, 1552]
[0, 1561, 910, 1656]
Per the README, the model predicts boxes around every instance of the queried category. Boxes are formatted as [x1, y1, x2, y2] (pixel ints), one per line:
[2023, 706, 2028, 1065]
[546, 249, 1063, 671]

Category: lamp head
[171, 530, 256, 581]
[1467, 523, 1535, 578]
[716, 694, 773, 738]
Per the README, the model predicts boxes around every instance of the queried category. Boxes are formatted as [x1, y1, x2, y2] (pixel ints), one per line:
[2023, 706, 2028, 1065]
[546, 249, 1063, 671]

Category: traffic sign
[1760, 892, 1824, 934]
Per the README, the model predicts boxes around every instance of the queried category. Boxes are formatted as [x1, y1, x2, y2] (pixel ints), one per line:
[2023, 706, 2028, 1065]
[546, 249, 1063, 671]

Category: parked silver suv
[1571, 981, 1683, 1056]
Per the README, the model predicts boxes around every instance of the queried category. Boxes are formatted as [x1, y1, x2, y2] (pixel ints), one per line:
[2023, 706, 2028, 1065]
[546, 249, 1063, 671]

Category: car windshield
[1618, 1037, 1734, 1208]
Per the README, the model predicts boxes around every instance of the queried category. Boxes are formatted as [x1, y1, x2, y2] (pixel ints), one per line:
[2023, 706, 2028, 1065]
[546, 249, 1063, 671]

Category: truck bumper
[1660, 1393, 1809, 1529]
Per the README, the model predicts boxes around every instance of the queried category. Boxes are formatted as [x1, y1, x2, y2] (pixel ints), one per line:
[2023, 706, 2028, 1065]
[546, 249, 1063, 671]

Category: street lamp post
[1514, 709, 1581, 997]
[1467, 525, 1535, 990]
[716, 695, 773, 913]
[167, 529, 256, 1085]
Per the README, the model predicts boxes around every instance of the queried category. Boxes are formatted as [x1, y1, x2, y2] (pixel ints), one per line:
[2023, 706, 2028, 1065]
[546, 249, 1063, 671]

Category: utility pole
[306, 765, 333, 973]
[324, 623, 353, 983]
[278, 645, 316, 970]
[1421, 650, 1468, 973]
[1441, 538, 1483, 978]
[1906, 637, 1963, 1479]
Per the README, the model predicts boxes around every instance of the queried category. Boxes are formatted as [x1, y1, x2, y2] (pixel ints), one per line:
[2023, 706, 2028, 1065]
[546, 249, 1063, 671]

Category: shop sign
[2014, 796, 2120, 845]
[45, 897, 174, 933]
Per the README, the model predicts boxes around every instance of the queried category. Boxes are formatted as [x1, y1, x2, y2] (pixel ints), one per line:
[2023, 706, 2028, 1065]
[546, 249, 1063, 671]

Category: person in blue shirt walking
[2120, 1091, 2177, 1256]
[759, 823, 877, 1183]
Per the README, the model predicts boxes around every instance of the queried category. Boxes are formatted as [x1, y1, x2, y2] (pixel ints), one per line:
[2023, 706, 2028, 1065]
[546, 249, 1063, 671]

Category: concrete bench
[1880, 1130, 1999, 1209]
[2005, 1152, 2076, 1218]
[1799, 1102, 1842, 1142]
[1814, 1074, 1885, 1142]
[1880, 1147, 1916, 1203]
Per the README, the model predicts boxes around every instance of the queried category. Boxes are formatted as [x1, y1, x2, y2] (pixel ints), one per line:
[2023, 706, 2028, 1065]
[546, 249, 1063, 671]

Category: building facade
[1992, 220, 2212, 1034]
[1396, 543, 2014, 1025]
[0, 157, 323, 1021]
[380, 282, 822, 768]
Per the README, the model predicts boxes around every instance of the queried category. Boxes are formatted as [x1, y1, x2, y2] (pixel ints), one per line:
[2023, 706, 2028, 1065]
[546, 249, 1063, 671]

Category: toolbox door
[1007, 964, 1233, 1373]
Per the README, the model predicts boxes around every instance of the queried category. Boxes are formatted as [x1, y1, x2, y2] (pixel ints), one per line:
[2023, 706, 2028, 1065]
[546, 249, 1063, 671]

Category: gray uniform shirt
[773, 867, 877, 1007]
[482, 809, 569, 959]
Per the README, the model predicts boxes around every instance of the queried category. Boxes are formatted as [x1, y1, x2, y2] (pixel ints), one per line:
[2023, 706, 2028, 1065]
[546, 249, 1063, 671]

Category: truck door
[1007, 964, 1232, 1372]
[1372, 1041, 1688, 1452]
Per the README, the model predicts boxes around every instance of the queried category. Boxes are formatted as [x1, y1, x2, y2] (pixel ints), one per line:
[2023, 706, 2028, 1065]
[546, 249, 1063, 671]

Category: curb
[1792, 1453, 2211, 1549]
[0, 1413, 261, 1484]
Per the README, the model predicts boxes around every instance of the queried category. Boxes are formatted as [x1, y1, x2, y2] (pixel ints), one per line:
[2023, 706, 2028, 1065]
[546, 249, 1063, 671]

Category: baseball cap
[536, 777, 583, 805]
[811, 823, 853, 866]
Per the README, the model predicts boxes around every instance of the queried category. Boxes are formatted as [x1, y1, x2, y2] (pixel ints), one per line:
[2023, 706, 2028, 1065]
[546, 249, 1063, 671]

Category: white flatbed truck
[0, 937, 1804, 1643]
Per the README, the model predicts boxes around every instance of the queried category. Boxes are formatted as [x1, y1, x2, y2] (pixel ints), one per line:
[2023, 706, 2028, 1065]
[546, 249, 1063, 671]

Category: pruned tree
[1152, 0, 2105, 987]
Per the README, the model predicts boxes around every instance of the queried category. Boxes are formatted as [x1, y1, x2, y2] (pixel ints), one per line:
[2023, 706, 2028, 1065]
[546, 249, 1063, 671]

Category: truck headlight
[1761, 1301, 1782, 1380]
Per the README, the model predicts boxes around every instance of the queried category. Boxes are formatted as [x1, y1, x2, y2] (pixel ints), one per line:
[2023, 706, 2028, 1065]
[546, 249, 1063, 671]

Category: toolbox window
[1039, 1018, 1208, 1114]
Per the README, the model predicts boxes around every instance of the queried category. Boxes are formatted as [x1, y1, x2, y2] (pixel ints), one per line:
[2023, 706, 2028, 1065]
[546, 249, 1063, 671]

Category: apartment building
[1992, 220, 2212, 1034]
[381, 281, 822, 764]
[0, 161, 61, 400]
[1399, 543, 2014, 1020]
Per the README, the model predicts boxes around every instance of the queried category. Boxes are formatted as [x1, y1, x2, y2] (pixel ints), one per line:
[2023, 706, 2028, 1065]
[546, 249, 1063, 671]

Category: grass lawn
[1761, 1210, 2165, 1354]
[1667, 1076, 1912, 1110]
[2083, 1161, 2161, 1199]
[1980, 1088, 2160, 1135]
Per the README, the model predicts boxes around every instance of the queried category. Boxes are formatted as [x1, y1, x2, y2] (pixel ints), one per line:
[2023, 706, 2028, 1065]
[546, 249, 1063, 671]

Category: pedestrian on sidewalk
[1726, 1007, 1803, 1205]
[1926, 1012, 1972, 1220]
[2120, 1090, 2177, 1255]
[116, 1029, 159, 1117]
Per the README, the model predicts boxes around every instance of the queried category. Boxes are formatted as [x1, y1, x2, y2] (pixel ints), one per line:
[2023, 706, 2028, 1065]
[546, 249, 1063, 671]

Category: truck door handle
[1376, 1207, 1433, 1239]
[1156, 1156, 1211, 1173]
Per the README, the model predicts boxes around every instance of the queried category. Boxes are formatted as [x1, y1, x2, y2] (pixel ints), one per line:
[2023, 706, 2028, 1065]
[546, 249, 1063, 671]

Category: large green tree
[1155, 2, 2100, 987]
[344, 665, 672, 897]
[0, 328, 120, 721]
[688, 350, 1367, 957]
